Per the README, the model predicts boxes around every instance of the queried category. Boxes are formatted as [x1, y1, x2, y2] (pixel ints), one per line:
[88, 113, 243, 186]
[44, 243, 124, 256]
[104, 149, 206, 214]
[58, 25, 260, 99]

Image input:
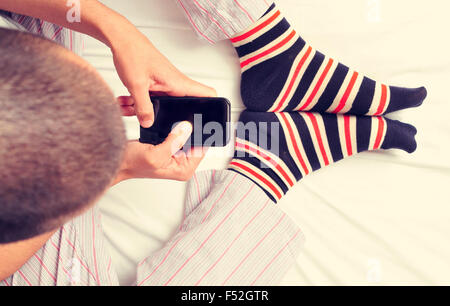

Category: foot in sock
[228, 111, 417, 202]
[231, 4, 427, 115]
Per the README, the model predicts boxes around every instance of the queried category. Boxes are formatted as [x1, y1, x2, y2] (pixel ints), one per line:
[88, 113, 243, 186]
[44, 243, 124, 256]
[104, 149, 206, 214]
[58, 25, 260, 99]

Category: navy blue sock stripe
[291, 113, 322, 172]
[240, 38, 306, 110]
[310, 63, 350, 112]
[356, 116, 372, 152]
[235, 18, 291, 58]
[349, 77, 376, 116]
[262, 3, 276, 17]
[286, 51, 326, 110]
[321, 113, 344, 162]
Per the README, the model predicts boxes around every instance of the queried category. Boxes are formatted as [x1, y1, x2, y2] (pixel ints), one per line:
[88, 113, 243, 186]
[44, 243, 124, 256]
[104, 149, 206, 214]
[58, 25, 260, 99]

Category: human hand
[112, 121, 207, 185]
[110, 26, 216, 126]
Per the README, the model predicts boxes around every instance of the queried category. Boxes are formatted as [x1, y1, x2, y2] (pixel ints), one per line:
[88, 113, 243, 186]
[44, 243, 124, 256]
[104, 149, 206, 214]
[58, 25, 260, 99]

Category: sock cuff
[230, 3, 283, 47]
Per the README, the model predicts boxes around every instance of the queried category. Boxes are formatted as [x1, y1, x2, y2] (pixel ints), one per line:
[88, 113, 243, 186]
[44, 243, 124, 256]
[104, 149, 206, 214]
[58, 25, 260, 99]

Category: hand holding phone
[139, 96, 231, 147]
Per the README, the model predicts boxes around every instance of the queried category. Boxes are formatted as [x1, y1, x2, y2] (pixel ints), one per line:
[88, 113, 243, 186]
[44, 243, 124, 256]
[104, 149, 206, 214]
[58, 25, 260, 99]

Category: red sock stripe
[236, 141, 294, 187]
[373, 117, 385, 150]
[230, 161, 282, 200]
[333, 71, 359, 114]
[300, 58, 334, 111]
[305, 113, 330, 166]
[374, 84, 388, 116]
[231, 10, 281, 43]
[240, 30, 296, 69]
[272, 46, 313, 112]
[279, 113, 310, 175]
[344, 115, 353, 156]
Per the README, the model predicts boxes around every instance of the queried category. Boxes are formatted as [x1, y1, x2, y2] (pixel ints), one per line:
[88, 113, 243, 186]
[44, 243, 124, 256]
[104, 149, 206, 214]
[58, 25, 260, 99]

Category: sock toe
[386, 86, 427, 113]
[382, 119, 418, 153]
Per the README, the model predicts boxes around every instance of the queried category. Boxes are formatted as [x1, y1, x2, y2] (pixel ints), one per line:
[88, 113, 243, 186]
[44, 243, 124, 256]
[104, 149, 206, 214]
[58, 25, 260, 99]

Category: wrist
[93, 11, 131, 48]
[98, 12, 150, 52]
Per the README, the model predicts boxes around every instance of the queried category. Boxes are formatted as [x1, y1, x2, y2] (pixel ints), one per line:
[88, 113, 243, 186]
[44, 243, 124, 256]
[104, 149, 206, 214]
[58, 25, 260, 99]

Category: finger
[152, 121, 193, 159]
[149, 91, 169, 97]
[120, 105, 136, 116]
[117, 96, 135, 106]
[173, 150, 188, 165]
[186, 146, 208, 159]
[129, 84, 154, 128]
[184, 79, 217, 97]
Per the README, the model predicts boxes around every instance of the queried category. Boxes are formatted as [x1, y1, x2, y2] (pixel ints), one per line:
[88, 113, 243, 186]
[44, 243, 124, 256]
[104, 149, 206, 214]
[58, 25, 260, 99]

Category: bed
[84, 0, 450, 285]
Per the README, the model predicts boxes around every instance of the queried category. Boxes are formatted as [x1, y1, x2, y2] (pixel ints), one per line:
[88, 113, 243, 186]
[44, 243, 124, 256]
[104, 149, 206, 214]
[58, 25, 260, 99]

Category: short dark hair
[0, 29, 127, 243]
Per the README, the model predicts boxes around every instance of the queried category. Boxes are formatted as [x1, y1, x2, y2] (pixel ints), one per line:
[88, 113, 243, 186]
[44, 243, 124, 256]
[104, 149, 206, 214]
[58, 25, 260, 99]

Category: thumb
[156, 121, 193, 157]
[130, 85, 154, 128]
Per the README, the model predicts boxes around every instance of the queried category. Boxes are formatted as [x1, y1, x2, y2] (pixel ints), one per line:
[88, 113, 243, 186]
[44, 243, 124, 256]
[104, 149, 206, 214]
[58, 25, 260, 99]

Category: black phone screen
[139, 96, 231, 147]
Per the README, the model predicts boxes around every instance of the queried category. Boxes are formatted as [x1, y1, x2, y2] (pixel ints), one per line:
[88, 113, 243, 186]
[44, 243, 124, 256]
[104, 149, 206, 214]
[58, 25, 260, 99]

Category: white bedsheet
[85, 0, 450, 285]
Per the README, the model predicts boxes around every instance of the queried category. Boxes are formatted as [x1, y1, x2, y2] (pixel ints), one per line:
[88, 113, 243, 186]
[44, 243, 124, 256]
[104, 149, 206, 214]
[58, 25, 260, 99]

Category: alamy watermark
[367, 258, 382, 284]
[170, 114, 281, 169]
[66, 0, 81, 23]
[367, 0, 382, 23]
[66, 257, 82, 285]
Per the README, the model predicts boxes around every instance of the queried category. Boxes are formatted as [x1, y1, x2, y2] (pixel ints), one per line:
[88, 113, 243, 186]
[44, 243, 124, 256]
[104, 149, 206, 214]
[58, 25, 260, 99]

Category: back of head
[0, 28, 126, 243]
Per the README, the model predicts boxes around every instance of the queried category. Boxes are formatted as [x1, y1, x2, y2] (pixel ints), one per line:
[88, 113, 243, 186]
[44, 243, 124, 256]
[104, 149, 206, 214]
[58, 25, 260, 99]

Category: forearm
[0, 0, 136, 48]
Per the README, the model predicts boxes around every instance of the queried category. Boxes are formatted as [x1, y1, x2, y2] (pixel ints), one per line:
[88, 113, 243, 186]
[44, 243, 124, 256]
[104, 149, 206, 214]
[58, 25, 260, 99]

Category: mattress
[83, 0, 450, 285]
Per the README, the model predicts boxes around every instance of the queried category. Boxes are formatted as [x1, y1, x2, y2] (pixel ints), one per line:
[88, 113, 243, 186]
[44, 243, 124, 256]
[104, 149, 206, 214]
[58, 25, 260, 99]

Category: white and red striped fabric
[1, 171, 304, 286]
[176, 0, 272, 43]
[0, 11, 83, 55]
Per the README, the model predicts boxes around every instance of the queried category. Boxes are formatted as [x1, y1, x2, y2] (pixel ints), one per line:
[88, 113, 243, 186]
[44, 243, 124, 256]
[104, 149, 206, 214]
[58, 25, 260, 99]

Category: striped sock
[231, 4, 427, 115]
[228, 111, 417, 202]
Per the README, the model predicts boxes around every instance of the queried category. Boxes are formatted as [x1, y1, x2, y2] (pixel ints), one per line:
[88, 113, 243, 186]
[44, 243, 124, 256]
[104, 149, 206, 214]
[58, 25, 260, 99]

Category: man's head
[0, 28, 127, 244]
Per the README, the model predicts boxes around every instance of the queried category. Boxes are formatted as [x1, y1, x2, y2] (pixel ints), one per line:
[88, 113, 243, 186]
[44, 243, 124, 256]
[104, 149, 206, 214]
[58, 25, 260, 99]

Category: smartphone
[139, 96, 231, 147]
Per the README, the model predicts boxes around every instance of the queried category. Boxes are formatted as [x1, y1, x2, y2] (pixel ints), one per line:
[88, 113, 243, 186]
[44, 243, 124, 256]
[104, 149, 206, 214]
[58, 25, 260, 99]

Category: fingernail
[172, 121, 192, 137]
[142, 120, 153, 128]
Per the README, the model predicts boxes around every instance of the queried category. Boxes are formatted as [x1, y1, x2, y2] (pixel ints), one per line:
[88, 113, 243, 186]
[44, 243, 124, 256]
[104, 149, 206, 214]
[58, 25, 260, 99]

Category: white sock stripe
[279, 48, 317, 112]
[235, 138, 297, 187]
[240, 26, 292, 63]
[268, 43, 314, 112]
[336, 115, 349, 158]
[367, 82, 382, 116]
[276, 113, 312, 176]
[294, 56, 333, 111]
[338, 73, 364, 114]
[299, 112, 325, 167]
[368, 117, 379, 150]
[314, 113, 334, 164]
[232, 10, 285, 47]
[229, 159, 283, 200]
[350, 116, 358, 155]
[381, 86, 391, 114]
[300, 113, 333, 167]
[301, 59, 339, 111]
[241, 29, 299, 73]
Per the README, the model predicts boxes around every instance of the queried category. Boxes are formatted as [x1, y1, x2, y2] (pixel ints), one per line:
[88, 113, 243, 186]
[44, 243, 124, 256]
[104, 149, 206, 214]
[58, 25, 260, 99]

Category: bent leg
[136, 170, 304, 286]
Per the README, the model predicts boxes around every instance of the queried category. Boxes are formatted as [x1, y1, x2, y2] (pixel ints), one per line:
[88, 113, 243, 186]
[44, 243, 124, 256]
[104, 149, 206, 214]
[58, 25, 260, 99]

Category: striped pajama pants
[1, 171, 303, 286]
[177, 0, 272, 43]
